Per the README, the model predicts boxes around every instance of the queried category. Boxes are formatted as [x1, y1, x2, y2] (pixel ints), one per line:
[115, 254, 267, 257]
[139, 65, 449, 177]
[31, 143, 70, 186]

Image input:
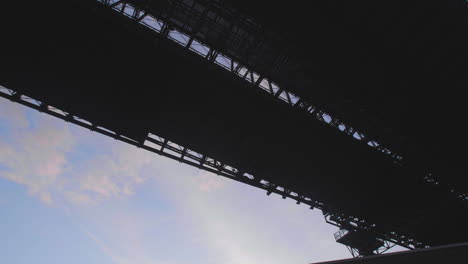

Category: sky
[0, 95, 353, 264]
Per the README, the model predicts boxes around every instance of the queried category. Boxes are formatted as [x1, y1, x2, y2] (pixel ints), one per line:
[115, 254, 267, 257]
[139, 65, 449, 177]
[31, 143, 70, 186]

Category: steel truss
[97, 0, 403, 164]
[0, 85, 425, 256]
[423, 173, 468, 201]
[345, 241, 397, 258]
[324, 211, 426, 257]
[333, 228, 398, 257]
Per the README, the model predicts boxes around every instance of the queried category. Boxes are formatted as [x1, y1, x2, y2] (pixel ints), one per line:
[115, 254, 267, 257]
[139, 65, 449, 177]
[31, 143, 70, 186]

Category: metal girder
[323, 211, 425, 253]
[97, 0, 403, 163]
[108, 0, 124, 9]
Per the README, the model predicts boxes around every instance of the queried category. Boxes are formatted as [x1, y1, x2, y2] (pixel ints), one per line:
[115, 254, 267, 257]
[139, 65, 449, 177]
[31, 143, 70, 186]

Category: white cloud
[0, 97, 156, 205]
[65, 191, 95, 205]
[69, 144, 157, 204]
[0, 105, 75, 204]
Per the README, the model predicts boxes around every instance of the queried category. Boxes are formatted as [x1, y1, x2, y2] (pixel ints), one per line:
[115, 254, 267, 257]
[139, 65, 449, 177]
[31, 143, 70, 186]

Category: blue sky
[0, 96, 353, 264]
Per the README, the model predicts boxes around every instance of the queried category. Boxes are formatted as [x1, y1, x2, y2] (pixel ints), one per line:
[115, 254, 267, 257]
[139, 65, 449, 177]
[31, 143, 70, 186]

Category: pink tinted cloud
[195, 171, 225, 192]
[35, 153, 67, 178]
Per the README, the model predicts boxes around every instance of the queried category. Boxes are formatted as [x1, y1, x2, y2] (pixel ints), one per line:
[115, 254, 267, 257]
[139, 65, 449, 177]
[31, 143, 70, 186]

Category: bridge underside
[310, 243, 468, 264]
[0, 0, 466, 250]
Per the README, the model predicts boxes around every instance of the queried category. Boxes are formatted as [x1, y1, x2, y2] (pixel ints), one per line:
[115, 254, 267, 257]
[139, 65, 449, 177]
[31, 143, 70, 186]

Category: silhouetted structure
[310, 242, 468, 263]
[1, 0, 467, 257]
